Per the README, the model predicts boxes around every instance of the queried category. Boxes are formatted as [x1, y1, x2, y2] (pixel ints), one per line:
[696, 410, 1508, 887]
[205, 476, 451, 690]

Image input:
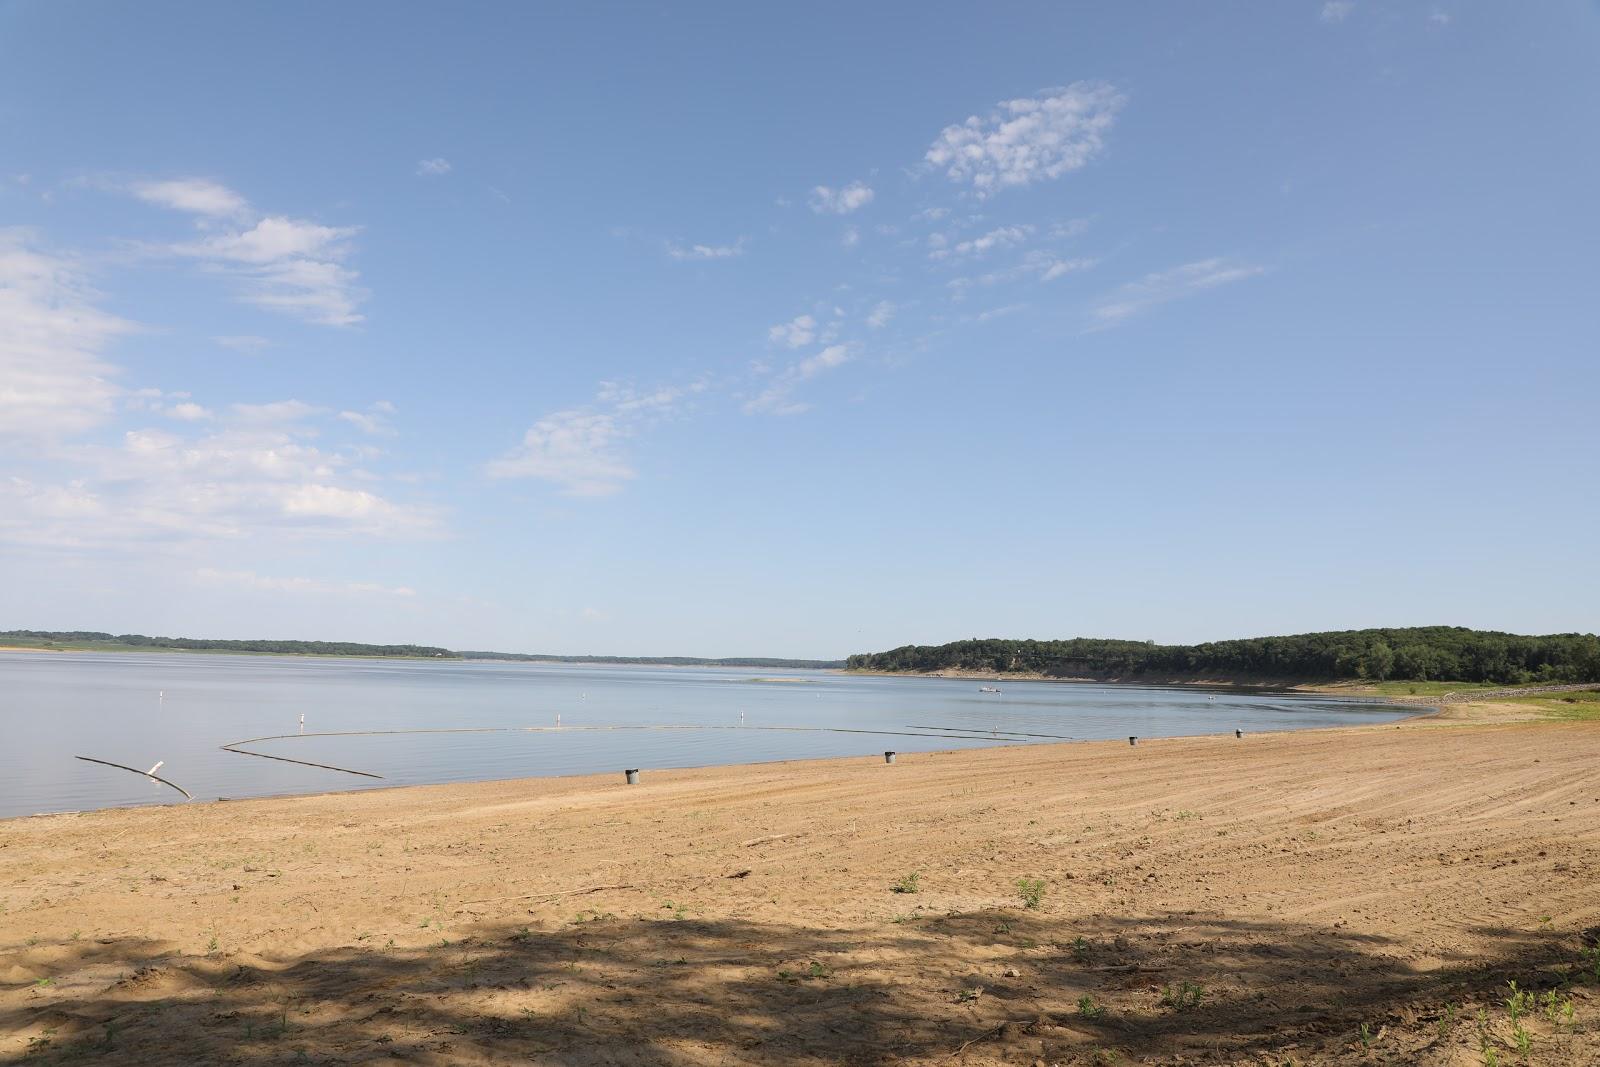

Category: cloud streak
[0, 229, 132, 439]
[744, 343, 853, 416]
[1090, 257, 1265, 328]
[487, 380, 705, 496]
[809, 181, 875, 215]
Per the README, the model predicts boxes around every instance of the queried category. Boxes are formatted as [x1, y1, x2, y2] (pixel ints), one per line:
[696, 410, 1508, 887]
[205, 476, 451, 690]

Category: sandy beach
[3, 705, 1597, 1065]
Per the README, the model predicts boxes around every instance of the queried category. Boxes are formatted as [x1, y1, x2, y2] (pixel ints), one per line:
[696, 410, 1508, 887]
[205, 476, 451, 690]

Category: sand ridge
[2, 711, 1598, 1064]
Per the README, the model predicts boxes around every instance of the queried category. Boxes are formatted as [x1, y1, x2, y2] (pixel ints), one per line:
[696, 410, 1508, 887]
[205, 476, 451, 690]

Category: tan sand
[2, 707, 1597, 1065]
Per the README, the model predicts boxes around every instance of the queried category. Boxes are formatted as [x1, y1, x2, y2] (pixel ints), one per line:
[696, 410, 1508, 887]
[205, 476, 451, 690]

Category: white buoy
[146, 760, 164, 777]
[557, 712, 561, 726]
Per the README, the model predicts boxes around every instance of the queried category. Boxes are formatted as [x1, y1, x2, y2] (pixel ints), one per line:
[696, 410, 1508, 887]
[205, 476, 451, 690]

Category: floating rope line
[904, 724, 1078, 740]
[75, 755, 194, 801]
[220, 721, 1066, 780]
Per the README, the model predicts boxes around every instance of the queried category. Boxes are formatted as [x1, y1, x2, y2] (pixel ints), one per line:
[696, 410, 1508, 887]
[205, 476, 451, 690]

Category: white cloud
[1090, 257, 1265, 328]
[132, 178, 250, 218]
[867, 301, 896, 329]
[487, 380, 704, 496]
[416, 157, 452, 176]
[808, 181, 875, 215]
[485, 410, 634, 496]
[195, 567, 416, 598]
[768, 314, 817, 349]
[925, 83, 1125, 196]
[2, 409, 436, 548]
[338, 403, 397, 436]
[1428, 9, 1451, 25]
[971, 303, 1027, 324]
[667, 237, 746, 260]
[0, 229, 132, 439]
[164, 401, 213, 421]
[159, 199, 366, 326]
[182, 216, 355, 265]
[1039, 257, 1096, 281]
[744, 343, 853, 416]
[929, 224, 1034, 262]
[1320, 1, 1355, 22]
[841, 226, 860, 248]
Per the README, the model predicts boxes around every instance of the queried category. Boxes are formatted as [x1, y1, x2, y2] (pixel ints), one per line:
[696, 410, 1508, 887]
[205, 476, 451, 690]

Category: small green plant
[1358, 1022, 1373, 1051]
[207, 936, 219, 954]
[1511, 1021, 1531, 1055]
[1438, 1002, 1457, 1037]
[1071, 936, 1091, 962]
[1077, 994, 1105, 1018]
[1505, 980, 1534, 1022]
[1482, 1044, 1499, 1067]
[1160, 981, 1206, 1012]
[892, 872, 921, 894]
[1016, 877, 1046, 910]
[777, 961, 834, 982]
[955, 986, 983, 1003]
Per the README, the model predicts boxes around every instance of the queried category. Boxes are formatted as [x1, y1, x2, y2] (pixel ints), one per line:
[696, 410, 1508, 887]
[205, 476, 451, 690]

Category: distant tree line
[846, 627, 1600, 685]
[1, 630, 456, 659]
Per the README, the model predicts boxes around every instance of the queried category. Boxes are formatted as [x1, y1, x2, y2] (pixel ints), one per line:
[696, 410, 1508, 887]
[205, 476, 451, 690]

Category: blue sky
[2, 2, 1597, 657]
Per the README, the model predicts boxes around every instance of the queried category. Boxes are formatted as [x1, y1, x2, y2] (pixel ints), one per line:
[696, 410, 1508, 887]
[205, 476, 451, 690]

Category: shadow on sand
[4, 910, 1595, 1065]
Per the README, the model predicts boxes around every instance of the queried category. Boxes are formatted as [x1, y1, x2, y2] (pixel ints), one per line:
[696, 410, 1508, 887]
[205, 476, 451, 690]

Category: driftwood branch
[75, 756, 194, 801]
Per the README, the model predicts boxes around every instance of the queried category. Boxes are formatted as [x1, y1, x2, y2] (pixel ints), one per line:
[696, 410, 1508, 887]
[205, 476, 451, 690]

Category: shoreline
[4, 699, 1595, 1064]
[10, 696, 1423, 825]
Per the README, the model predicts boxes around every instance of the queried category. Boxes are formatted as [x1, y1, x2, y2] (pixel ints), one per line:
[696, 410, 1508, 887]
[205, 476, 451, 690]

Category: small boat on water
[978, 685, 1002, 694]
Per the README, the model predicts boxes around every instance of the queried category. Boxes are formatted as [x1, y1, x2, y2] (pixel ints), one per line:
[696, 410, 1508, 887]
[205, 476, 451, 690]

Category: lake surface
[0, 651, 1408, 819]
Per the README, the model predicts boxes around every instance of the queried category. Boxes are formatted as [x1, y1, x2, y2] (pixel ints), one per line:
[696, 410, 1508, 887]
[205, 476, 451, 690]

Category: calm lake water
[0, 651, 1407, 819]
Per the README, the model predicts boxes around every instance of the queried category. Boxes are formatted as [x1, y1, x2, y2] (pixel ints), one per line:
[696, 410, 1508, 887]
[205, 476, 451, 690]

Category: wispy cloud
[339, 400, 397, 436]
[867, 300, 896, 329]
[132, 177, 250, 218]
[163, 401, 213, 421]
[925, 83, 1125, 196]
[808, 181, 875, 215]
[928, 224, 1034, 262]
[416, 157, 452, 176]
[744, 343, 853, 416]
[667, 237, 746, 261]
[768, 314, 818, 349]
[0, 229, 132, 439]
[1090, 257, 1265, 328]
[1, 408, 436, 549]
[171, 214, 366, 326]
[119, 177, 368, 327]
[214, 334, 270, 353]
[1320, 1, 1355, 23]
[487, 380, 705, 496]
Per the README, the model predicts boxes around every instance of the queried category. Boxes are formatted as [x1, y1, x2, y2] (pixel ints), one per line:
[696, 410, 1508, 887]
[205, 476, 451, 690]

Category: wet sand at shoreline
[3, 705, 1597, 1065]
